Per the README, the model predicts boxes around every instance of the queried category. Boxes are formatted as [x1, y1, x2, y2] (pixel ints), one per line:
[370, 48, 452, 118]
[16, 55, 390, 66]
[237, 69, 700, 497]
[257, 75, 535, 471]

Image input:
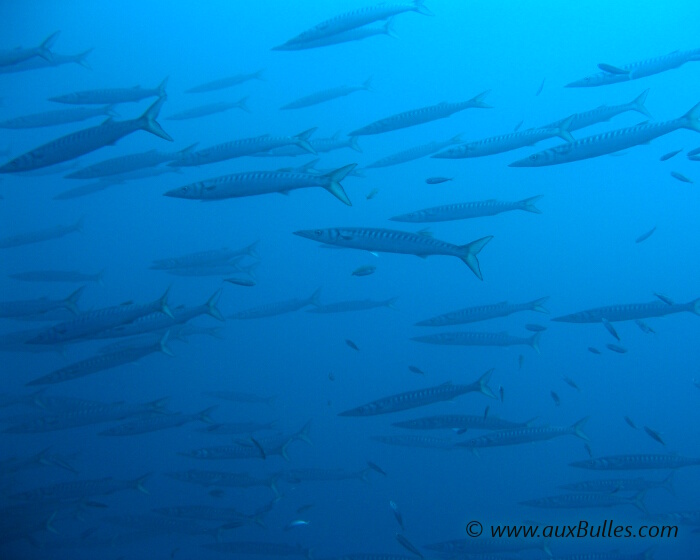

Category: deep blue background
[1, 1, 699, 558]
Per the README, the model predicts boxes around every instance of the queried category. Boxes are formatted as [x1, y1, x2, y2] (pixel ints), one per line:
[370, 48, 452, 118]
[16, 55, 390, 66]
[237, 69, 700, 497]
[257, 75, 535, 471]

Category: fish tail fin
[241, 261, 259, 279]
[133, 473, 152, 494]
[469, 89, 492, 109]
[159, 331, 174, 357]
[384, 17, 399, 38]
[269, 474, 281, 498]
[662, 471, 676, 496]
[631, 89, 652, 118]
[348, 135, 363, 153]
[178, 142, 199, 156]
[322, 163, 356, 205]
[237, 95, 251, 113]
[157, 76, 169, 97]
[519, 194, 544, 214]
[308, 287, 322, 307]
[475, 368, 497, 399]
[139, 97, 173, 141]
[37, 31, 60, 61]
[197, 405, 217, 424]
[46, 512, 58, 535]
[385, 297, 399, 310]
[74, 48, 93, 69]
[294, 127, 317, 154]
[295, 420, 313, 445]
[556, 115, 575, 142]
[63, 286, 85, 314]
[529, 331, 541, 354]
[458, 235, 493, 280]
[242, 240, 260, 259]
[688, 297, 700, 315]
[633, 490, 648, 514]
[157, 286, 174, 318]
[362, 76, 374, 92]
[205, 289, 225, 321]
[73, 215, 85, 233]
[413, 0, 434, 16]
[571, 416, 590, 441]
[681, 101, 700, 132]
[528, 295, 550, 313]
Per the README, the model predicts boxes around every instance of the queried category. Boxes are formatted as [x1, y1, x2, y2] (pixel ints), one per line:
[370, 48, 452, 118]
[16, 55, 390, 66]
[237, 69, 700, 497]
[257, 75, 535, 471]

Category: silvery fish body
[0, 105, 114, 129]
[553, 298, 700, 323]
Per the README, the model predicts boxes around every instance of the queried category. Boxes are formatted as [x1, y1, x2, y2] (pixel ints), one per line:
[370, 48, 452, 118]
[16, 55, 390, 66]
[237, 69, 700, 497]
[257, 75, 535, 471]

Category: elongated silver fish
[521, 491, 646, 512]
[456, 418, 589, 450]
[510, 102, 700, 167]
[10, 474, 150, 501]
[9, 269, 103, 285]
[0, 286, 83, 318]
[164, 164, 356, 205]
[635, 226, 656, 243]
[433, 117, 573, 158]
[560, 472, 675, 495]
[27, 288, 172, 345]
[338, 369, 495, 416]
[0, 97, 172, 173]
[307, 297, 397, 314]
[366, 133, 463, 168]
[552, 297, 700, 323]
[152, 242, 258, 270]
[166, 97, 250, 120]
[253, 132, 362, 157]
[229, 288, 321, 319]
[186, 69, 265, 94]
[165, 469, 278, 493]
[49, 77, 168, 104]
[26, 332, 173, 385]
[3, 397, 169, 433]
[274, 1, 431, 49]
[0, 47, 92, 74]
[567, 48, 700, 87]
[416, 297, 549, 327]
[0, 104, 116, 129]
[100, 406, 215, 436]
[0, 31, 59, 67]
[0, 217, 83, 248]
[180, 421, 311, 461]
[281, 77, 372, 110]
[544, 90, 651, 132]
[413, 331, 541, 352]
[349, 91, 490, 136]
[392, 414, 535, 432]
[65, 144, 196, 179]
[294, 227, 492, 280]
[273, 18, 398, 51]
[371, 435, 454, 449]
[571, 454, 700, 470]
[392, 196, 543, 223]
[171, 129, 316, 167]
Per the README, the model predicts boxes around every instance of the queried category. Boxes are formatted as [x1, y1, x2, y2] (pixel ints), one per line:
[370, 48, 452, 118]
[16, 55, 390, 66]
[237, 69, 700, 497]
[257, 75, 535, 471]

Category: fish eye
[529, 154, 539, 161]
[314, 229, 323, 236]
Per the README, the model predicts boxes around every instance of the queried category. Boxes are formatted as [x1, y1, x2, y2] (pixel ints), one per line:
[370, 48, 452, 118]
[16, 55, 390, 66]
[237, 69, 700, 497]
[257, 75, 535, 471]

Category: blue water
[1, 1, 700, 558]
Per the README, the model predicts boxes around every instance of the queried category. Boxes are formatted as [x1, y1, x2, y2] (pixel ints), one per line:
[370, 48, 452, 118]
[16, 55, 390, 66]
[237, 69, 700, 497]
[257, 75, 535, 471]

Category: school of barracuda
[0, 1, 699, 559]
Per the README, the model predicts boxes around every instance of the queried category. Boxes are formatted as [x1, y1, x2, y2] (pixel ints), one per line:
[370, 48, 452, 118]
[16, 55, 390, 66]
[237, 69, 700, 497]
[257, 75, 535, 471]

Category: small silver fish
[624, 416, 638, 429]
[408, 365, 424, 375]
[660, 149, 682, 161]
[425, 176, 453, 184]
[535, 77, 546, 96]
[563, 376, 580, 391]
[225, 277, 256, 287]
[518, 355, 524, 369]
[606, 343, 627, 354]
[601, 317, 620, 341]
[345, 339, 359, 351]
[671, 171, 693, 183]
[654, 292, 674, 305]
[366, 188, 379, 200]
[635, 319, 655, 334]
[284, 519, 309, 531]
[551, 391, 561, 406]
[588, 347, 601, 355]
[635, 226, 656, 244]
[390, 500, 404, 530]
[352, 265, 376, 276]
[367, 461, 387, 476]
[644, 426, 665, 446]
[483, 405, 489, 420]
